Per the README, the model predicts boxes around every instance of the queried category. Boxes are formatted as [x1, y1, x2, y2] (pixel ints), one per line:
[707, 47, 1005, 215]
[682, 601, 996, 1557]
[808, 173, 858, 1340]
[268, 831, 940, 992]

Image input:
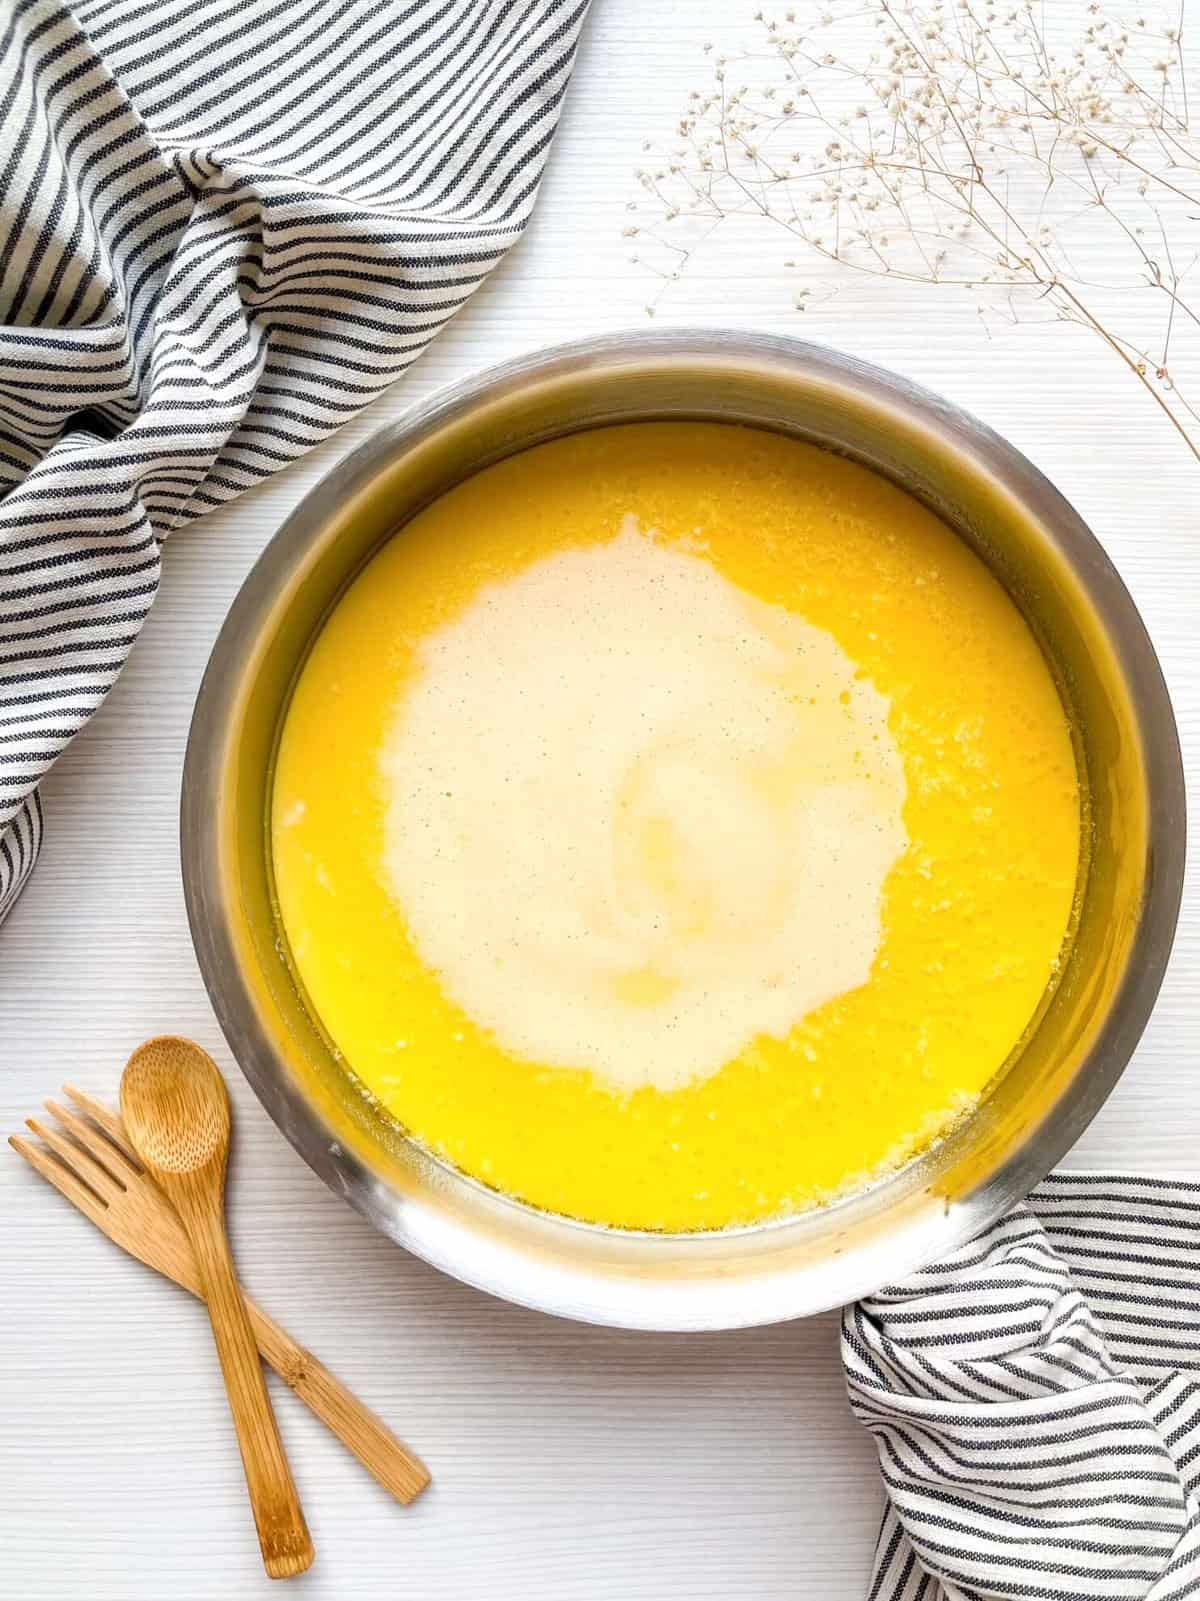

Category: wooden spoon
[120, 1037, 314, 1579]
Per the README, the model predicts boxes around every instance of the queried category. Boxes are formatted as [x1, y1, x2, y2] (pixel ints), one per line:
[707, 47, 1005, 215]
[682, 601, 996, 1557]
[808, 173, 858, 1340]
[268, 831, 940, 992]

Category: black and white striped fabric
[0, 0, 590, 920]
[844, 1175, 1200, 1600]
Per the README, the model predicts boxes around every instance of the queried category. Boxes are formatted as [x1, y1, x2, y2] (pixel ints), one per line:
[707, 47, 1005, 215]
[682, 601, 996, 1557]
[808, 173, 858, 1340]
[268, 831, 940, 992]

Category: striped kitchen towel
[844, 1174, 1200, 1600]
[0, 0, 590, 921]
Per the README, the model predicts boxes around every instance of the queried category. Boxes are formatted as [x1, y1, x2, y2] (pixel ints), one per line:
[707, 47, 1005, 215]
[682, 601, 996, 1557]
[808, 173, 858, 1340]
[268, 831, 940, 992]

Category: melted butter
[381, 519, 908, 1092]
[272, 423, 1081, 1230]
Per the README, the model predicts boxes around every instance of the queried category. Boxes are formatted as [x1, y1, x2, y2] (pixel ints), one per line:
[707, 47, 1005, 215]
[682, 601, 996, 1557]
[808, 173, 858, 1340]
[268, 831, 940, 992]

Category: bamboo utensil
[9, 1086, 430, 1505]
[119, 1037, 314, 1579]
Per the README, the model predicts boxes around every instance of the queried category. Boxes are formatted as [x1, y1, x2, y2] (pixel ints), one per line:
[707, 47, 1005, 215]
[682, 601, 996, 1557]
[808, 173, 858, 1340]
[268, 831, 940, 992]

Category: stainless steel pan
[181, 331, 1185, 1330]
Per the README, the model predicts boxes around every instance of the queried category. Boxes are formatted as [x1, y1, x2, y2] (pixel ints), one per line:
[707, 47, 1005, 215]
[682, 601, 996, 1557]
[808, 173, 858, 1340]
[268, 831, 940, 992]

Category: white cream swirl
[380, 519, 908, 1092]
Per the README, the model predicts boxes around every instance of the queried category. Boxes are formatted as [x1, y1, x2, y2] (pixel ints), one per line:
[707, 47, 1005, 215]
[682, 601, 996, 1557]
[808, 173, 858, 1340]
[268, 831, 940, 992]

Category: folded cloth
[0, 0, 591, 921]
[844, 1174, 1200, 1601]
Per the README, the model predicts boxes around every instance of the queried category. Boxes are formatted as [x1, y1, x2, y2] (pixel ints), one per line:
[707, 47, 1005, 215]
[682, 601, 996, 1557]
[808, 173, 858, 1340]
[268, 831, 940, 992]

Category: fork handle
[244, 1296, 430, 1504]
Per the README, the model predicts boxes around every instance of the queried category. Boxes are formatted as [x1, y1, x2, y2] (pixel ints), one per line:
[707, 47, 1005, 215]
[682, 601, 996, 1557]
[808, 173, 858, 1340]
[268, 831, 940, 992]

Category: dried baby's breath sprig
[635, 1, 1200, 460]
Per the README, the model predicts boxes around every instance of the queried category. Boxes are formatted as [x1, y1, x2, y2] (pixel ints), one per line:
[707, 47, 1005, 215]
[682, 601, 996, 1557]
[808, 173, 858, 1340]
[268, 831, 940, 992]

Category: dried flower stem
[632, 0, 1200, 460]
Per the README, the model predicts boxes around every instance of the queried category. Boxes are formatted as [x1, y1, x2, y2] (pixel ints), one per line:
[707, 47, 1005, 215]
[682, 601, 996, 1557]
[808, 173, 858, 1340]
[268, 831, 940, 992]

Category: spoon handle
[176, 1179, 315, 1579]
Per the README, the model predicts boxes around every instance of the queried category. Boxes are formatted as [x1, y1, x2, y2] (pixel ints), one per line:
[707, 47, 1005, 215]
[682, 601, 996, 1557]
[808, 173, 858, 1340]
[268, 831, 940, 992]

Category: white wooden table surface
[3, 5, 1198, 1597]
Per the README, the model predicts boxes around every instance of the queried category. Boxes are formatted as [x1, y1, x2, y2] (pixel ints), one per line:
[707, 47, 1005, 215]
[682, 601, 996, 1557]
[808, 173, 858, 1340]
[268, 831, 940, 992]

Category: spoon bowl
[120, 1036, 229, 1176]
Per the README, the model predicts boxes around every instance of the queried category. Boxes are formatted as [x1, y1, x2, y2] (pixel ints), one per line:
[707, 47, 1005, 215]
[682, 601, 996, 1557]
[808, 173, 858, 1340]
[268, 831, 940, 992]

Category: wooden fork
[11, 1087, 430, 1506]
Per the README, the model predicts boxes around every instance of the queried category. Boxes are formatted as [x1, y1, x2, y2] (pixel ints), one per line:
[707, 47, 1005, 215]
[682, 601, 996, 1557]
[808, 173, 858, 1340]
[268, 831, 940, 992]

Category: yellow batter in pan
[272, 423, 1080, 1230]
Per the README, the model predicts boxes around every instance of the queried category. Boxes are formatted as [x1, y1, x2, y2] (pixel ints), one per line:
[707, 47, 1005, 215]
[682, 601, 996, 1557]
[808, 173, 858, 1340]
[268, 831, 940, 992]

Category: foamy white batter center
[380, 520, 908, 1092]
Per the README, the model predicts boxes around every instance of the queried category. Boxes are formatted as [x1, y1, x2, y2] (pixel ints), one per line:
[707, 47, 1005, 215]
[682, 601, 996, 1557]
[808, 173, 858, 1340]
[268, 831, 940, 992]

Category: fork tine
[45, 1099, 137, 1187]
[62, 1085, 141, 1166]
[9, 1134, 110, 1225]
[25, 1116, 123, 1202]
